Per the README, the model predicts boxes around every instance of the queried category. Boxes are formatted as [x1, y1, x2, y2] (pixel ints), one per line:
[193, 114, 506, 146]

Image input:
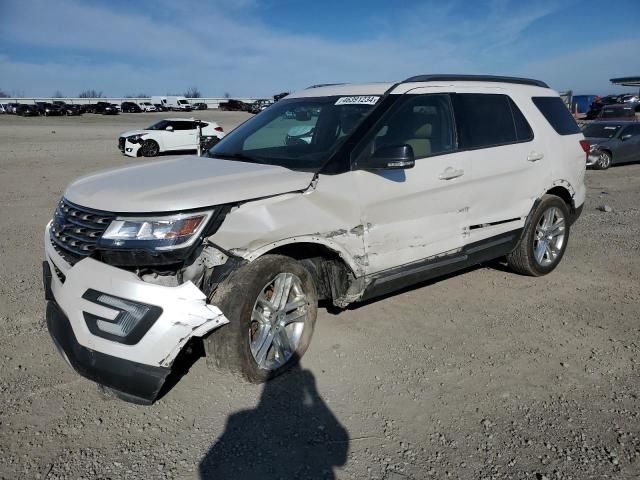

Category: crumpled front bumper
[43, 223, 229, 403]
[123, 139, 142, 157]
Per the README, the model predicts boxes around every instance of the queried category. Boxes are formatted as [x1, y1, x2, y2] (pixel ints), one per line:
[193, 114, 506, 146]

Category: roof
[610, 76, 640, 87]
[402, 74, 548, 88]
[287, 75, 551, 99]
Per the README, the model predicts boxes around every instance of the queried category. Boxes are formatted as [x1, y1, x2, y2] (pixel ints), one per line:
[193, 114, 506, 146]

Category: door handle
[527, 152, 544, 162]
[439, 167, 464, 180]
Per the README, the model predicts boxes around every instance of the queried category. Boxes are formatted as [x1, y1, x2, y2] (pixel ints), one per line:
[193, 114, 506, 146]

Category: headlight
[100, 211, 213, 251]
[127, 134, 147, 142]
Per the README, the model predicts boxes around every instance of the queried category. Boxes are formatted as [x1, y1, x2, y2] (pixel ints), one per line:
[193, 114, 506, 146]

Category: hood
[64, 156, 314, 213]
[119, 129, 149, 138]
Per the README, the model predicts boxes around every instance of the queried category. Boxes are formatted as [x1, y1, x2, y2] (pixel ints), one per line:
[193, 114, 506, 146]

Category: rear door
[452, 91, 549, 244]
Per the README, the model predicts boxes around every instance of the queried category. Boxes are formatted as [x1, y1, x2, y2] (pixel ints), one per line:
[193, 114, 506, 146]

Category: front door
[353, 92, 470, 274]
[616, 124, 640, 163]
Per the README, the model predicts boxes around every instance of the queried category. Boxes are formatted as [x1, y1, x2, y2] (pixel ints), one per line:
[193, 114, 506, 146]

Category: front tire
[141, 139, 159, 157]
[204, 255, 317, 383]
[507, 195, 570, 276]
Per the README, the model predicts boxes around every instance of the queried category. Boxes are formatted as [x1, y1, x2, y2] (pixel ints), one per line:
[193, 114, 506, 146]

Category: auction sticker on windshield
[335, 96, 380, 105]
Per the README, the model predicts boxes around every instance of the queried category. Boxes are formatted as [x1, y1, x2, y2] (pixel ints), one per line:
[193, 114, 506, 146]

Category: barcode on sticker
[335, 96, 380, 105]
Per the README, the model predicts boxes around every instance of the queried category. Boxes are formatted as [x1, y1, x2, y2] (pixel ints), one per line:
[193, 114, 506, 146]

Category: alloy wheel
[533, 206, 566, 267]
[249, 272, 310, 371]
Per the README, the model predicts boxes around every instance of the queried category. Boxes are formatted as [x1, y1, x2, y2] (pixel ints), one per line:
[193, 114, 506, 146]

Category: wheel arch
[247, 239, 361, 304]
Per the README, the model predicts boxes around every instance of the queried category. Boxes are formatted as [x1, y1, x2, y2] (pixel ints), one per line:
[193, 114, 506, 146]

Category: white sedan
[118, 118, 225, 157]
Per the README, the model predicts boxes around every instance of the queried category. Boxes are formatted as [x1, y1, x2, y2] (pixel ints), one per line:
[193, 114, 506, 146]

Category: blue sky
[1, 0, 639, 97]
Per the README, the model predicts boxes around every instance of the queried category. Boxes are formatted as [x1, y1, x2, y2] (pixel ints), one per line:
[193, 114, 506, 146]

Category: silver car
[584, 121, 640, 169]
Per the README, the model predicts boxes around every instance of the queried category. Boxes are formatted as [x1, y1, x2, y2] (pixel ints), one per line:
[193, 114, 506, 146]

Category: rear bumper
[46, 298, 170, 404]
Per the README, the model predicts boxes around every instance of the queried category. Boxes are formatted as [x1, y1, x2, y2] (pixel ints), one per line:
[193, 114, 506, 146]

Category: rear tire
[204, 255, 317, 383]
[141, 140, 159, 157]
[507, 195, 570, 276]
[596, 151, 611, 170]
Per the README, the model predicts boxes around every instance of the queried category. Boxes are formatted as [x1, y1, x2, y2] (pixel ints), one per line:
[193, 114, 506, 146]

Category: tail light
[214, 126, 224, 132]
[579, 140, 590, 153]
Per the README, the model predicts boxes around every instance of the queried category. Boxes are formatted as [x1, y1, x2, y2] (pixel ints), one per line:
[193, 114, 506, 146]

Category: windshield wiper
[209, 152, 266, 164]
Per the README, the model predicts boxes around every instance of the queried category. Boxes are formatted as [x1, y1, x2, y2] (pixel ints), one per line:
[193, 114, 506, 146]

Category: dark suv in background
[121, 101, 143, 113]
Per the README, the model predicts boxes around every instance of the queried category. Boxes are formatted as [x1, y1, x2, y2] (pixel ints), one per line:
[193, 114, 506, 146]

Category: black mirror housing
[366, 144, 415, 170]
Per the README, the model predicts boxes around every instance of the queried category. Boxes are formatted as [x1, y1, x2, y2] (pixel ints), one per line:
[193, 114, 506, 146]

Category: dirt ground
[0, 112, 638, 480]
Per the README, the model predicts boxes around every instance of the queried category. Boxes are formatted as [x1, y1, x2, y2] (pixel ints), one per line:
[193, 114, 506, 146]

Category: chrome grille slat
[49, 199, 115, 264]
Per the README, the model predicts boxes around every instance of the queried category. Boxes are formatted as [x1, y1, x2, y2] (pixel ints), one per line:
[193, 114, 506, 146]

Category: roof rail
[402, 74, 549, 88]
[305, 83, 346, 89]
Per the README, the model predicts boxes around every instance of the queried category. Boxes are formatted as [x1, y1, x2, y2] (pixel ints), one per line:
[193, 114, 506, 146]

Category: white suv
[44, 75, 587, 403]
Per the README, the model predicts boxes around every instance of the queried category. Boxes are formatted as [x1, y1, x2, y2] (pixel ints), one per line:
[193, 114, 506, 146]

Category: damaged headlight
[127, 134, 147, 143]
[100, 211, 213, 251]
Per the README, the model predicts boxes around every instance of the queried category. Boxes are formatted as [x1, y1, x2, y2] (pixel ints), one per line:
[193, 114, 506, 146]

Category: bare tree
[0, 88, 9, 98]
[184, 86, 202, 98]
[78, 89, 104, 98]
[53, 90, 64, 98]
[124, 93, 149, 98]
[223, 92, 231, 99]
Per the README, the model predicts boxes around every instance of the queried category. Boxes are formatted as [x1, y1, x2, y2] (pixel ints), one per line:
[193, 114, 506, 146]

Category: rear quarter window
[532, 96, 581, 135]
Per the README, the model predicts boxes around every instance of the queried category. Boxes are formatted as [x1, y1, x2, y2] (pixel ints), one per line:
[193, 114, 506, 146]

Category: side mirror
[367, 145, 415, 170]
[165, 126, 174, 131]
[295, 110, 312, 121]
[621, 134, 632, 141]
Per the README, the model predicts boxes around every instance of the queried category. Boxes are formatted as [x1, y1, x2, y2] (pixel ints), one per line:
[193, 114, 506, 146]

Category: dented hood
[64, 156, 314, 213]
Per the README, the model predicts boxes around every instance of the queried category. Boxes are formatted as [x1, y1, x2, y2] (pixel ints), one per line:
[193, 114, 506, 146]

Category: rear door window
[532, 96, 581, 135]
[451, 94, 532, 149]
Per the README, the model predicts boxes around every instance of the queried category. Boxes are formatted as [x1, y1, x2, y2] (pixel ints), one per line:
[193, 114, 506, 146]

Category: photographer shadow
[199, 363, 349, 479]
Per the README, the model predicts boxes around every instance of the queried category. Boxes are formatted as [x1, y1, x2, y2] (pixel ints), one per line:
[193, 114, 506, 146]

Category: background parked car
[192, 102, 208, 110]
[218, 99, 249, 111]
[0, 103, 8, 114]
[153, 103, 169, 112]
[94, 102, 118, 115]
[7, 103, 20, 114]
[584, 121, 640, 169]
[597, 104, 636, 120]
[138, 101, 157, 112]
[58, 104, 82, 116]
[16, 104, 39, 117]
[248, 99, 273, 114]
[35, 102, 63, 116]
[118, 118, 225, 157]
[121, 101, 143, 113]
[585, 95, 620, 119]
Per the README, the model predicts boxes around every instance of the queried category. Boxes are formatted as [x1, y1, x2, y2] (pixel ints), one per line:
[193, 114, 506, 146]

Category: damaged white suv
[44, 75, 587, 404]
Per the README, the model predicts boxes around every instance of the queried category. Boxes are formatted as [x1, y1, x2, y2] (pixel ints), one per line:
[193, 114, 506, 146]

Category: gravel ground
[0, 112, 638, 479]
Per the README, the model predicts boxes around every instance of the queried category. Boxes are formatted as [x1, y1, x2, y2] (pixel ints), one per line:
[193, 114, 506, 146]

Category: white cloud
[1, 0, 635, 96]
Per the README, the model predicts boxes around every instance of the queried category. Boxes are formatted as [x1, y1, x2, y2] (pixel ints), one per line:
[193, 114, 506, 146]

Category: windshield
[147, 120, 170, 130]
[178, 100, 189, 104]
[208, 96, 379, 170]
[583, 124, 622, 138]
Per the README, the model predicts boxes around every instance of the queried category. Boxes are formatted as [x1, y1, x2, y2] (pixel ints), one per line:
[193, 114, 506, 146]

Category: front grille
[118, 137, 125, 151]
[50, 199, 115, 264]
